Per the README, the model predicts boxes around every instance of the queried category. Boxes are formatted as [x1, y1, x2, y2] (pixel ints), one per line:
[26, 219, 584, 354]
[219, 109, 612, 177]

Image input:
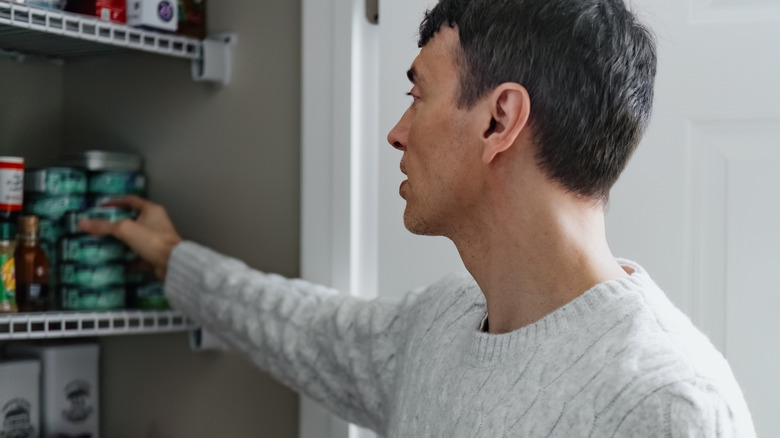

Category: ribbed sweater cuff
[164, 241, 212, 315]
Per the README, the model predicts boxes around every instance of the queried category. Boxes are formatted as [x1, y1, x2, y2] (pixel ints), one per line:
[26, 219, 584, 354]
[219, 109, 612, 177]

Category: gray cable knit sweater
[165, 241, 756, 437]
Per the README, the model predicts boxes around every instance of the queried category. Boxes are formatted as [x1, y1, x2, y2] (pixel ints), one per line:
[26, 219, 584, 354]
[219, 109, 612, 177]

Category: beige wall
[0, 56, 63, 165]
[28, 0, 299, 436]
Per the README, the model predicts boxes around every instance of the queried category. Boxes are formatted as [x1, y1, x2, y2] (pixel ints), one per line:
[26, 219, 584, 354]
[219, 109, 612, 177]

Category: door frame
[300, 0, 379, 436]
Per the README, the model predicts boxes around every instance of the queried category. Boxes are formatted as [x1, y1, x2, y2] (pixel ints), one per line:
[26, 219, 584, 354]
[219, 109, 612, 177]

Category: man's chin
[403, 210, 438, 236]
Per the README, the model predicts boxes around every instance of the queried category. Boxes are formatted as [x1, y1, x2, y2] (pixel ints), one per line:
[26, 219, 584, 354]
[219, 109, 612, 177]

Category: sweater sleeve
[164, 241, 414, 433]
[612, 378, 757, 438]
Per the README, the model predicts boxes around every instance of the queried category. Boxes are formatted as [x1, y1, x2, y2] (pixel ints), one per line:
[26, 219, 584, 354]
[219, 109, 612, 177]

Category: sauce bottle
[0, 222, 18, 313]
[15, 216, 50, 312]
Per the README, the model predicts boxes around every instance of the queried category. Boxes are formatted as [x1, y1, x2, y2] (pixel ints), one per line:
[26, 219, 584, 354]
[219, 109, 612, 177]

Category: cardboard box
[0, 360, 41, 438]
[5, 342, 99, 438]
[127, 0, 179, 32]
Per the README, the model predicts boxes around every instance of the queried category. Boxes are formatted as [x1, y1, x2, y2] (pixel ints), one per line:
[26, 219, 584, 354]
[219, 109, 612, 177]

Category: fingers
[99, 194, 153, 212]
[78, 218, 119, 236]
[78, 195, 182, 280]
[100, 196, 178, 235]
[80, 218, 150, 257]
[79, 218, 181, 279]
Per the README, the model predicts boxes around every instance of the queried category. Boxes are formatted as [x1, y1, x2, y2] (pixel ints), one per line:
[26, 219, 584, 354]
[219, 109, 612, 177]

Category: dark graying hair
[419, 0, 657, 201]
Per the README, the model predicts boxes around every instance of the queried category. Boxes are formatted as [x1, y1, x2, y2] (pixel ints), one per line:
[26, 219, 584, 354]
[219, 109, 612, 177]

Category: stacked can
[125, 258, 168, 310]
[59, 208, 133, 310]
[23, 167, 89, 293]
[61, 151, 168, 310]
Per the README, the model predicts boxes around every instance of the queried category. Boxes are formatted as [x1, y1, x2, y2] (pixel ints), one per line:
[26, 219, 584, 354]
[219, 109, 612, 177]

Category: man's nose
[387, 113, 409, 151]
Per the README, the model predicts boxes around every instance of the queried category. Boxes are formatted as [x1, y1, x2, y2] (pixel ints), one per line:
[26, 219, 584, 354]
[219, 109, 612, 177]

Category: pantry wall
[0, 56, 63, 165]
[0, 0, 301, 437]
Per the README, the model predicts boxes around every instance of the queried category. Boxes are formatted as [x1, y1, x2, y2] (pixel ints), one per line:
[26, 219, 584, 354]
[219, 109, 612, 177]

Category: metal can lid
[61, 151, 144, 172]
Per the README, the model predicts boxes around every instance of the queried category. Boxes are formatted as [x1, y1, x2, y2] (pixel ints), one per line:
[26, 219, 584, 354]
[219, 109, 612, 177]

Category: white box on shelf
[5, 342, 99, 438]
[0, 360, 41, 438]
[127, 0, 178, 32]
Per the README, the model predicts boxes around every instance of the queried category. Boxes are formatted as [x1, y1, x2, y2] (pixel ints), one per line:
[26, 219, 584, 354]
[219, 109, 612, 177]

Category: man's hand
[78, 195, 182, 280]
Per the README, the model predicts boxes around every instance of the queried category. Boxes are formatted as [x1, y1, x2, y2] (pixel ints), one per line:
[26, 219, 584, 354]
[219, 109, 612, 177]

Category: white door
[608, 1, 780, 437]
[302, 0, 780, 437]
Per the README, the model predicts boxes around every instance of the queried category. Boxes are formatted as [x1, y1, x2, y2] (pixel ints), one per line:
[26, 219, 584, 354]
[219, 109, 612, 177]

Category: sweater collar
[469, 259, 656, 366]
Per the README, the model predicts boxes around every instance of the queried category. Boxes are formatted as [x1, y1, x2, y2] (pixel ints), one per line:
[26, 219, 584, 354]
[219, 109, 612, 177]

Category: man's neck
[452, 191, 628, 334]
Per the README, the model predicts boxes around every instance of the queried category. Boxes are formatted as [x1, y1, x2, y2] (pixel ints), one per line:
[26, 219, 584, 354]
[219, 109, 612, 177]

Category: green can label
[133, 283, 169, 310]
[39, 218, 64, 243]
[0, 254, 16, 305]
[26, 195, 86, 219]
[36, 168, 88, 195]
[64, 207, 135, 235]
[88, 194, 123, 208]
[62, 286, 125, 310]
[61, 236, 126, 264]
[89, 172, 146, 195]
[60, 264, 125, 288]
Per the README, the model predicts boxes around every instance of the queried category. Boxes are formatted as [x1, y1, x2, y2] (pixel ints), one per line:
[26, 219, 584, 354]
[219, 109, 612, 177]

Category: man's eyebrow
[407, 67, 417, 84]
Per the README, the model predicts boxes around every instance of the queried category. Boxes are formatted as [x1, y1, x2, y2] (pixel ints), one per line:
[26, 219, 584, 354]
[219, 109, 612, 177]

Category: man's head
[418, 0, 657, 201]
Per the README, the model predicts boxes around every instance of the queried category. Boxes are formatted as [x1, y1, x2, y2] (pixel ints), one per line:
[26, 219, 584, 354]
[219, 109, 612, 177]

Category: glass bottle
[15, 215, 50, 312]
[0, 222, 18, 313]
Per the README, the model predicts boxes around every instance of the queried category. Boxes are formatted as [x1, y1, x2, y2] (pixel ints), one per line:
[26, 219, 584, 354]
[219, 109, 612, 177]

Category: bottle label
[28, 283, 42, 300]
[0, 159, 24, 211]
[0, 254, 16, 304]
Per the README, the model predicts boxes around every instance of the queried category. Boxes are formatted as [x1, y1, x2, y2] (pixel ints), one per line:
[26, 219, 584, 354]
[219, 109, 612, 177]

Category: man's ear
[482, 83, 531, 164]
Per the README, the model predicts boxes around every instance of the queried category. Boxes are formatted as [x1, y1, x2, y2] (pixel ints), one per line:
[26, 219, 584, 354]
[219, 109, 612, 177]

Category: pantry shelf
[0, 1, 236, 84]
[0, 310, 195, 340]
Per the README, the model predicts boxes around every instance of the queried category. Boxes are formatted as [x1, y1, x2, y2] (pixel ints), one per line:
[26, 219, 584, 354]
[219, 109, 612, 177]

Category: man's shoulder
[611, 376, 757, 437]
[593, 277, 732, 389]
[582, 264, 728, 381]
[582, 275, 753, 435]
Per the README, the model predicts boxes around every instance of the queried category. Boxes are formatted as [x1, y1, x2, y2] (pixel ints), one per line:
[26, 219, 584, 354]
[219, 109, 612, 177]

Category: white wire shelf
[0, 310, 195, 340]
[0, 1, 236, 84]
[0, 1, 200, 59]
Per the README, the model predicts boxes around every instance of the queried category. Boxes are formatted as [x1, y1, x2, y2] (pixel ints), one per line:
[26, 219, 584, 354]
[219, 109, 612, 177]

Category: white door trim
[300, 0, 379, 436]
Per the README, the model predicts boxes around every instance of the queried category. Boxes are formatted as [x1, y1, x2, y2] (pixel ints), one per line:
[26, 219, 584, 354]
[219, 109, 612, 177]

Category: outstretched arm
[80, 197, 408, 433]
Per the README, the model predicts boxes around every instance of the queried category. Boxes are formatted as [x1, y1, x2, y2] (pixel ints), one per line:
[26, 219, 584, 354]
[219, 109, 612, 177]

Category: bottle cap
[18, 215, 40, 236]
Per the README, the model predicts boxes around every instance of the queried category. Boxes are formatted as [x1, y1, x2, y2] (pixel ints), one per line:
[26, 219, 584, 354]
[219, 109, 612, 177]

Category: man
[81, 0, 756, 436]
